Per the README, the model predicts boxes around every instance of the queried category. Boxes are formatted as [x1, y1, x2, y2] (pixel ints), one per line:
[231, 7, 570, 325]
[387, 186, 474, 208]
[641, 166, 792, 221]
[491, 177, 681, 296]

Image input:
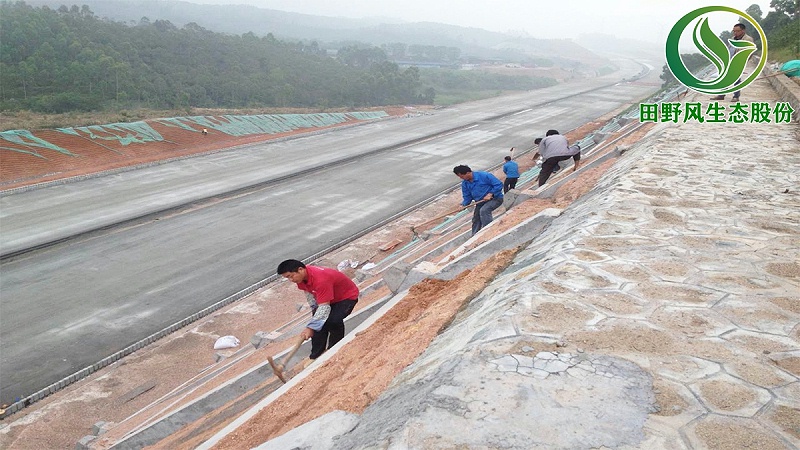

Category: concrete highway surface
[0, 58, 661, 405]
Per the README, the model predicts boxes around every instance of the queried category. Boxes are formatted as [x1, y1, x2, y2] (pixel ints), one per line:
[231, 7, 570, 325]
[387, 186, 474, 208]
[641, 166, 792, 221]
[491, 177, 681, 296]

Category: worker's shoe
[710, 95, 725, 100]
[731, 96, 741, 102]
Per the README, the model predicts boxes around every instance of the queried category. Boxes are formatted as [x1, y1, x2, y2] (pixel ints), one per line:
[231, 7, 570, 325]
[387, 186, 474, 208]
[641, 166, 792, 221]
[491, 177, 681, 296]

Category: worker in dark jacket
[533, 130, 581, 186]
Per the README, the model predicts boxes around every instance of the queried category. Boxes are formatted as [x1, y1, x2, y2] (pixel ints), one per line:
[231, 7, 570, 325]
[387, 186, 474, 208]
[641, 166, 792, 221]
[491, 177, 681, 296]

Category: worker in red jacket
[277, 259, 359, 360]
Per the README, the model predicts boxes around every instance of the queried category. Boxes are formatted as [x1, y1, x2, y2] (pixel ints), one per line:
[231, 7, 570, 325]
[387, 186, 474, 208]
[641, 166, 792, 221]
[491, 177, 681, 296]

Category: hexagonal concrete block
[649, 377, 706, 426]
[759, 402, 800, 445]
[688, 373, 772, 417]
[723, 331, 799, 357]
[771, 382, 800, 408]
[75, 435, 95, 450]
[722, 359, 796, 390]
[550, 263, 623, 291]
[714, 295, 797, 336]
[702, 271, 783, 295]
[653, 355, 721, 383]
[632, 281, 727, 307]
[578, 289, 653, 319]
[681, 416, 787, 450]
[650, 305, 737, 338]
[92, 421, 114, 436]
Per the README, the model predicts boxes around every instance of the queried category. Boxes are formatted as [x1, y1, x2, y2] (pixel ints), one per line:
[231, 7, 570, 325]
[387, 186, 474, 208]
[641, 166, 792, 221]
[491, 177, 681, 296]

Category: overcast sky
[184, 0, 773, 44]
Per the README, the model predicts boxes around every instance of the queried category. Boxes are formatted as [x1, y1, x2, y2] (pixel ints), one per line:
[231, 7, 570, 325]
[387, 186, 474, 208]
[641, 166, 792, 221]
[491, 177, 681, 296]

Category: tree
[738, 5, 764, 54]
[762, 10, 793, 34]
[337, 45, 387, 68]
[746, 4, 763, 22]
[421, 87, 436, 104]
[383, 42, 407, 60]
[0, 2, 447, 113]
[770, 18, 800, 54]
[770, 0, 799, 20]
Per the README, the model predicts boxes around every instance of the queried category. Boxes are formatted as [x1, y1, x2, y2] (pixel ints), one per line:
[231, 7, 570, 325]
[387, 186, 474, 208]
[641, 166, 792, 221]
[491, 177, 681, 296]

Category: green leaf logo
[665, 6, 767, 95]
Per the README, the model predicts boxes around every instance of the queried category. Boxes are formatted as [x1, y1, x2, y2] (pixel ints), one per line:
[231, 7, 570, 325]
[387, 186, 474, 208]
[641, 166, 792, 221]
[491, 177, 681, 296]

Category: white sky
[184, 0, 772, 44]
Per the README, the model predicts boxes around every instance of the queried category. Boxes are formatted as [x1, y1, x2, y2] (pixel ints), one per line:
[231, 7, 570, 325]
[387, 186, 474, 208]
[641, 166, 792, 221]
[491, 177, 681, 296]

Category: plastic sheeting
[3, 111, 390, 158]
[0, 129, 74, 157]
[59, 121, 164, 146]
[780, 60, 800, 78]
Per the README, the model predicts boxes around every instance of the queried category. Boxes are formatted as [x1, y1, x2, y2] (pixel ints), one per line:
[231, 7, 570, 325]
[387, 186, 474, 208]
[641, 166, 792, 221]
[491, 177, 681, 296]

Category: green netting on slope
[0, 146, 47, 158]
[310, 112, 350, 126]
[168, 115, 228, 135]
[4, 113, 390, 159]
[151, 112, 385, 137]
[519, 165, 542, 185]
[225, 115, 289, 135]
[575, 137, 596, 151]
[156, 117, 200, 132]
[598, 119, 622, 134]
[0, 130, 74, 157]
[264, 115, 294, 133]
[58, 122, 164, 146]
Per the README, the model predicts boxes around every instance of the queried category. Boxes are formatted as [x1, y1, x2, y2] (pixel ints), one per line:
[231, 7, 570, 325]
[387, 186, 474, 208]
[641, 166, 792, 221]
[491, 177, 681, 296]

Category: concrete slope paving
[239, 79, 799, 449]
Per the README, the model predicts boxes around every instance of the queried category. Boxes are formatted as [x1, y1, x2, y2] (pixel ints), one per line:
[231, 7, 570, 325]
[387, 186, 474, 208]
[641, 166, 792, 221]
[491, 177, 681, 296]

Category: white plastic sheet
[213, 335, 240, 350]
[337, 259, 360, 271]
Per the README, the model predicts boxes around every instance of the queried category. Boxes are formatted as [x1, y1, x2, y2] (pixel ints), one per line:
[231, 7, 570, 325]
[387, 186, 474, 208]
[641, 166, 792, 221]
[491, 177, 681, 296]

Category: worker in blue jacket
[453, 165, 504, 235]
[502, 153, 520, 193]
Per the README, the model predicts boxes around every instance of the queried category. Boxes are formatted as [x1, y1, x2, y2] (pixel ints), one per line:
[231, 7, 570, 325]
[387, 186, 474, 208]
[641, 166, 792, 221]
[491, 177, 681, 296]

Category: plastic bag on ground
[337, 259, 360, 271]
[213, 335, 240, 350]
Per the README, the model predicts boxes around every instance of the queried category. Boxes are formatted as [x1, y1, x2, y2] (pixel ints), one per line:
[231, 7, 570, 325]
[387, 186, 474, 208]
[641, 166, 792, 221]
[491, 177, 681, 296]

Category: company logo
[665, 6, 767, 95]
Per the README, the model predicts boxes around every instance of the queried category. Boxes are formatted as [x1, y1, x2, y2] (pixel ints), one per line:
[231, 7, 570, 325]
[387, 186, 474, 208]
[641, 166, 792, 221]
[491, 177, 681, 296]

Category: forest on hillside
[0, 1, 558, 114]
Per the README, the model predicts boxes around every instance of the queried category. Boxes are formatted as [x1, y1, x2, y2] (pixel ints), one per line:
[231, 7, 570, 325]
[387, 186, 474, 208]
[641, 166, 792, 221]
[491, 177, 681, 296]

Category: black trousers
[310, 299, 358, 359]
[538, 153, 581, 186]
[503, 177, 518, 193]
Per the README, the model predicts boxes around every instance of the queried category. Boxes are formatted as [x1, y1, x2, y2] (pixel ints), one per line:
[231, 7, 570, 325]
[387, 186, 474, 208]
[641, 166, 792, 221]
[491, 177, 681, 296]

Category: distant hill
[576, 33, 664, 62]
[24, 0, 610, 67]
[353, 21, 607, 65]
[24, 0, 395, 36]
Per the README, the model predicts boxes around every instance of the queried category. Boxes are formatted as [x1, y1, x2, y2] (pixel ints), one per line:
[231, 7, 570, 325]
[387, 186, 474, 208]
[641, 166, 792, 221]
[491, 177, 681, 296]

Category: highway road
[0, 58, 661, 405]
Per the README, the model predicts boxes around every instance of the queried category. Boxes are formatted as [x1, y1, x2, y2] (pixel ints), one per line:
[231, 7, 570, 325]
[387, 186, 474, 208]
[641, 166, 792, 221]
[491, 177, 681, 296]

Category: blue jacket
[461, 171, 503, 206]
[503, 161, 520, 178]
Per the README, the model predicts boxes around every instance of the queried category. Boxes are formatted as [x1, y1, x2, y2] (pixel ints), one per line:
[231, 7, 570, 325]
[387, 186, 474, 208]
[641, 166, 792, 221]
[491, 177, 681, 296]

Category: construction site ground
[0, 72, 798, 450]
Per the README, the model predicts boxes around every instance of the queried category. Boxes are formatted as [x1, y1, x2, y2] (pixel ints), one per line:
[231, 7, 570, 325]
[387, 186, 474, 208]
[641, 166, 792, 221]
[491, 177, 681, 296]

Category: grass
[0, 92, 519, 131]
[0, 85, 550, 131]
[0, 109, 190, 132]
[768, 48, 800, 65]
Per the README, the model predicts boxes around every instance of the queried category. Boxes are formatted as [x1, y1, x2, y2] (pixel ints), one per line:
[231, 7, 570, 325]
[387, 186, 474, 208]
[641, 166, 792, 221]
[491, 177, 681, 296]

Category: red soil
[0, 107, 410, 190]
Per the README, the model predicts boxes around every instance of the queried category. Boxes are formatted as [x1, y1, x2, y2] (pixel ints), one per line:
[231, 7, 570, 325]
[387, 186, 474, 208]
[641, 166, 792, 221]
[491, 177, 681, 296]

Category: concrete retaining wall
[765, 66, 800, 122]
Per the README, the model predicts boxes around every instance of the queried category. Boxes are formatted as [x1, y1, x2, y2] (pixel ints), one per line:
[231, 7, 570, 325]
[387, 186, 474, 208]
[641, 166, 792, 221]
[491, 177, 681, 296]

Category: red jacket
[296, 265, 359, 305]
